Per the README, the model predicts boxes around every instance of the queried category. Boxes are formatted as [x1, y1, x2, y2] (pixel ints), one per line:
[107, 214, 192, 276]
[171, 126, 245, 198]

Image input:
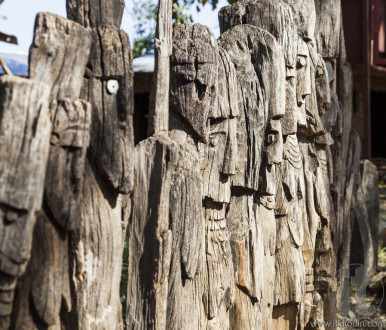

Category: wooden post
[66, 0, 135, 328]
[0, 1, 367, 330]
[0, 75, 51, 329]
[11, 13, 92, 329]
[148, 0, 173, 136]
[363, 0, 372, 159]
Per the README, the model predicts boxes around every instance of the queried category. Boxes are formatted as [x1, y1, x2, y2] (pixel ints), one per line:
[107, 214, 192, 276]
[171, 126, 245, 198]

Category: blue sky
[0, 0, 229, 54]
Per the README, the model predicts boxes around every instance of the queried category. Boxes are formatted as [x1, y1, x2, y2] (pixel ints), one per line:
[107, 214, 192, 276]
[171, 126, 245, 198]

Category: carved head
[303, 45, 326, 137]
[170, 23, 219, 143]
[322, 61, 338, 135]
[281, 0, 316, 42]
[314, 57, 331, 117]
[281, 39, 311, 135]
[295, 39, 311, 129]
[200, 47, 239, 203]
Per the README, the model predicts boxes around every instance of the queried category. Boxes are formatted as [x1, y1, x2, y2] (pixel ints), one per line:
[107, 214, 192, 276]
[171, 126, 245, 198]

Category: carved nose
[298, 94, 307, 106]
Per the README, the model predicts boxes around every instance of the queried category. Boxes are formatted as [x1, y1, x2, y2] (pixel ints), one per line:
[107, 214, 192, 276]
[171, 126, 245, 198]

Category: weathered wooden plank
[0, 81, 50, 272]
[83, 26, 134, 193]
[0, 75, 51, 329]
[148, 0, 173, 136]
[274, 136, 306, 306]
[66, 160, 130, 330]
[66, 0, 124, 28]
[168, 23, 238, 329]
[226, 194, 263, 325]
[30, 13, 91, 103]
[30, 12, 92, 229]
[44, 99, 91, 230]
[203, 200, 235, 327]
[65, 1, 134, 327]
[246, 0, 299, 68]
[126, 136, 177, 329]
[12, 211, 71, 328]
[281, 0, 316, 41]
[351, 160, 379, 277]
[0, 77, 51, 213]
[10, 14, 93, 330]
[314, 0, 341, 59]
[218, 2, 245, 36]
[219, 24, 285, 191]
[167, 132, 204, 330]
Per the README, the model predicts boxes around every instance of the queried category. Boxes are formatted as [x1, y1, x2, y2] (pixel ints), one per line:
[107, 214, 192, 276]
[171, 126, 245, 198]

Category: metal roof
[133, 54, 154, 73]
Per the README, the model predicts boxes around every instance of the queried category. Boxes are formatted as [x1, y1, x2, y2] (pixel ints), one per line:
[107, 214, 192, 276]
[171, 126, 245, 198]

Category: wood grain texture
[67, 160, 130, 330]
[0, 75, 51, 329]
[128, 22, 240, 329]
[66, 0, 124, 28]
[29, 13, 91, 103]
[314, 0, 341, 59]
[281, 0, 316, 41]
[352, 160, 379, 277]
[84, 26, 134, 193]
[148, 0, 173, 136]
[220, 0, 299, 69]
[65, 1, 135, 328]
[127, 135, 202, 329]
[0, 77, 51, 213]
[219, 24, 285, 191]
[0, 0, 365, 329]
[11, 13, 93, 330]
[170, 23, 219, 143]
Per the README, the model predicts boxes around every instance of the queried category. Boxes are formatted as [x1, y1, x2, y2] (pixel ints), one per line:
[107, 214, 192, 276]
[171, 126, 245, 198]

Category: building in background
[132, 54, 153, 144]
[343, 0, 386, 163]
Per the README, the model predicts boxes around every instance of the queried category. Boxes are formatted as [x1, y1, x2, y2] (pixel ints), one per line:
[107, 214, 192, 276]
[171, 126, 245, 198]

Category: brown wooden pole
[363, 0, 372, 159]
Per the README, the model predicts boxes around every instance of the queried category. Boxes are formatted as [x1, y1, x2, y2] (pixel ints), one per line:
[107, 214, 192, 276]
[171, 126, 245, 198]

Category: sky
[0, 0, 229, 54]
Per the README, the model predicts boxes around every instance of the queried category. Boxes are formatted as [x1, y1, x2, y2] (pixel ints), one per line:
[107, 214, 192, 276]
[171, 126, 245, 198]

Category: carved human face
[281, 40, 312, 136]
[315, 58, 331, 117]
[296, 40, 311, 129]
[321, 61, 338, 135]
[300, 45, 329, 137]
[46, 99, 91, 230]
[200, 50, 239, 203]
[281, 68, 298, 136]
[201, 118, 232, 203]
[260, 92, 285, 202]
[170, 23, 219, 143]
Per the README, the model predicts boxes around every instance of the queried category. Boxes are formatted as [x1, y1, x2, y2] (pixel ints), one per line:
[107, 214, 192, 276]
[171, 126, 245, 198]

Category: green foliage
[131, 0, 236, 58]
[379, 246, 386, 266]
[132, 0, 158, 58]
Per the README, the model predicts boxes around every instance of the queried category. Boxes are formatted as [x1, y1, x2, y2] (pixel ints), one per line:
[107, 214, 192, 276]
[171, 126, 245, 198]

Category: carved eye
[107, 80, 119, 95]
[209, 133, 221, 147]
[316, 67, 324, 78]
[267, 134, 277, 144]
[46, 46, 56, 58]
[297, 57, 306, 69]
[5, 210, 18, 224]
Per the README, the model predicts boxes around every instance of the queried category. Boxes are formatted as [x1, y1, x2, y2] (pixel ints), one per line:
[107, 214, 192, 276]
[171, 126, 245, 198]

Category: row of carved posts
[0, 0, 362, 329]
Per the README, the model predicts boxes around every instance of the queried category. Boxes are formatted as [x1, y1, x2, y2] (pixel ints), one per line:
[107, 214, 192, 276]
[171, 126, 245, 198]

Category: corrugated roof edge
[133, 54, 155, 73]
